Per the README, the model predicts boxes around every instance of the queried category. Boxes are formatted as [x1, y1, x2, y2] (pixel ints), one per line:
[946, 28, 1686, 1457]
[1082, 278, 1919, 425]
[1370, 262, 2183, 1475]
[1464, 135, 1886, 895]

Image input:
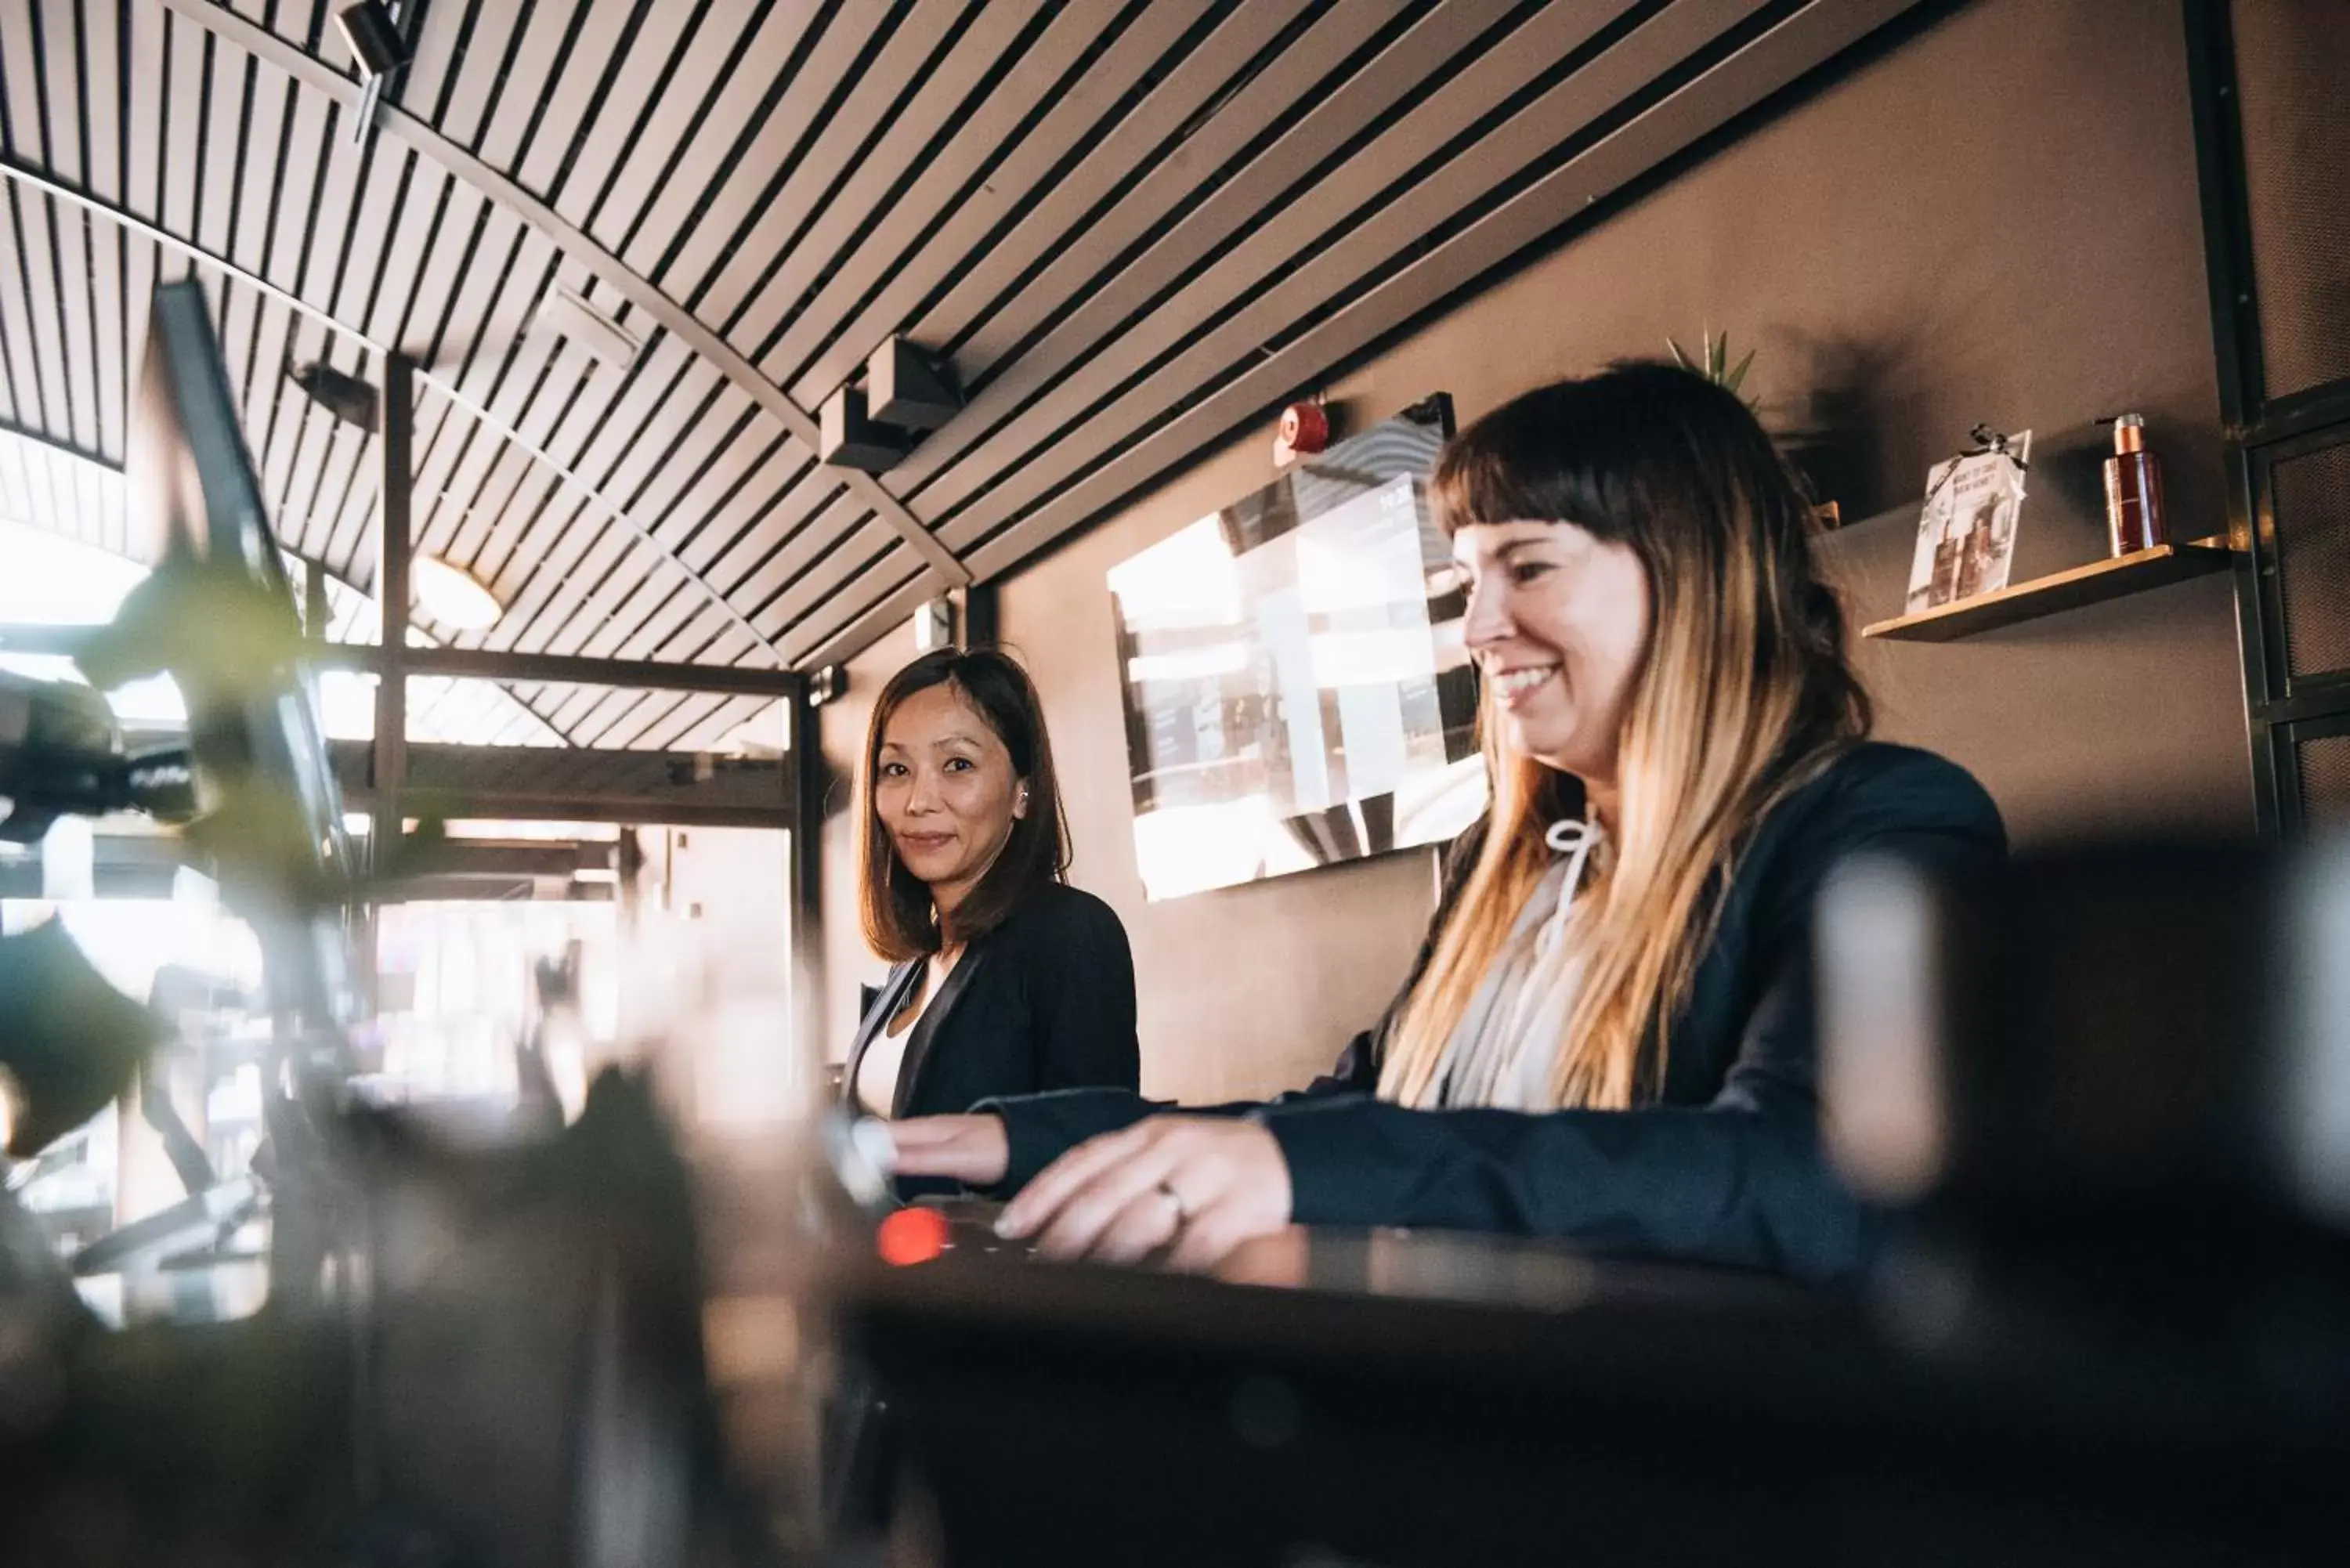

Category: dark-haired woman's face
[1455, 519, 1650, 785]
[875, 683, 1028, 912]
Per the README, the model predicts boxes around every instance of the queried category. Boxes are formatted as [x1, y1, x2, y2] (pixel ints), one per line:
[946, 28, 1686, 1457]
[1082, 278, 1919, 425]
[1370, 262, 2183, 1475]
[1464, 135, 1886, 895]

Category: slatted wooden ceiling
[0, 0, 1924, 749]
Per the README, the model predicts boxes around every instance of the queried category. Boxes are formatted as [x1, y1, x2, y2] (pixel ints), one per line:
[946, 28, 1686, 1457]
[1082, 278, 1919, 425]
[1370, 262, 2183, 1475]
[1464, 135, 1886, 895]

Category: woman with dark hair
[887, 363, 2005, 1281]
[841, 646, 1138, 1122]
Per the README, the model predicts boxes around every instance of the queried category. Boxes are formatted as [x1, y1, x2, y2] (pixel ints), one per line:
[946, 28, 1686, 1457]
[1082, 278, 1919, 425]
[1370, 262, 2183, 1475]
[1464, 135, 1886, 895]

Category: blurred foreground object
[1820, 837, 2350, 1367]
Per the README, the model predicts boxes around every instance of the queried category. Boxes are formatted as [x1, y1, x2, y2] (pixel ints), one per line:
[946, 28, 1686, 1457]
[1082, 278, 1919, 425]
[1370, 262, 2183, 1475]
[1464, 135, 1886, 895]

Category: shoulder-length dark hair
[857, 647, 1070, 961]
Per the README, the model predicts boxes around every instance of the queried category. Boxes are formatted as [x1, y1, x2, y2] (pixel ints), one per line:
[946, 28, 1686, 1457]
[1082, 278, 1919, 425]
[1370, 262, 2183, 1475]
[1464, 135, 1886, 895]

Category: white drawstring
[1536, 818, 1603, 956]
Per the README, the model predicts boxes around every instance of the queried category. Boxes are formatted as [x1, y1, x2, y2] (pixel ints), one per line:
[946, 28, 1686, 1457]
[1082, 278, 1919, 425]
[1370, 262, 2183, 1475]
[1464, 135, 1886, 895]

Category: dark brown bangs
[1429, 378, 1641, 544]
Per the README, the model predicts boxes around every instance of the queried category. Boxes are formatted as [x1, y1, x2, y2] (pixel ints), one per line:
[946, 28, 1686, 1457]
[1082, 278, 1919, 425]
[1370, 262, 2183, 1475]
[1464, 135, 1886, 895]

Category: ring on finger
[1155, 1179, 1189, 1224]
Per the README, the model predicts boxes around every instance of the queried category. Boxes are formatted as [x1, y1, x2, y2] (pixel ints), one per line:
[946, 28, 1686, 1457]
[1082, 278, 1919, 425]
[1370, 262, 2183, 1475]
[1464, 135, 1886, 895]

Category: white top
[854, 950, 959, 1119]
[1419, 819, 1605, 1110]
[854, 1013, 913, 1118]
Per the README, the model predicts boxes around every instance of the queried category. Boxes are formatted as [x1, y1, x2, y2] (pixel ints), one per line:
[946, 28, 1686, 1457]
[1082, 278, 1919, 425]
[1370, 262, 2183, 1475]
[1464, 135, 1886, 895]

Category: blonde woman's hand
[996, 1115, 1292, 1270]
[888, 1114, 1010, 1187]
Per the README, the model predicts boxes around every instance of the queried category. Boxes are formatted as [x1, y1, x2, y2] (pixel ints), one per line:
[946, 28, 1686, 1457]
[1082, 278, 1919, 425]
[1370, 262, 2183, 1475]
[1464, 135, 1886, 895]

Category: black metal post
[373, 353, 413, 872]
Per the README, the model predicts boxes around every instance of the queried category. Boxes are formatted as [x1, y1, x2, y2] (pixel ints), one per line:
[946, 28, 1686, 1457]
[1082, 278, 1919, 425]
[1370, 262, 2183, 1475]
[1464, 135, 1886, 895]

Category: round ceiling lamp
[412, 554, 503, 631]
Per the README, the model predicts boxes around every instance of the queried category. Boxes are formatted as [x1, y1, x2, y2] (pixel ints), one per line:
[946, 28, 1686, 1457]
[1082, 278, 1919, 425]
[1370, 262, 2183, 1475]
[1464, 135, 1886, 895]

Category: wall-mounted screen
[1107, 396, 1484, 901]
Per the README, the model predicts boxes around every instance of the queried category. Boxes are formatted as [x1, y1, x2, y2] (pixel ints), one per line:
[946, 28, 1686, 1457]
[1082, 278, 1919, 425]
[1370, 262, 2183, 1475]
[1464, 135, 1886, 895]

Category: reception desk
[830, 1211, 2347, 1567]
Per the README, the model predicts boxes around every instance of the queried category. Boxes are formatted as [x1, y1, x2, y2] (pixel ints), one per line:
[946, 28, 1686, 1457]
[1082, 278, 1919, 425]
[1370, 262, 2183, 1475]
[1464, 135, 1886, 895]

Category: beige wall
[822, 0, 2250, 1104]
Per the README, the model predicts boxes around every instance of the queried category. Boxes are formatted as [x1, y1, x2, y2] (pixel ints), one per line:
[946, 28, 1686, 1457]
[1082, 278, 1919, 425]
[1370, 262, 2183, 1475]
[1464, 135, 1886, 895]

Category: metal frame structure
[2184, 0, 2350, 838]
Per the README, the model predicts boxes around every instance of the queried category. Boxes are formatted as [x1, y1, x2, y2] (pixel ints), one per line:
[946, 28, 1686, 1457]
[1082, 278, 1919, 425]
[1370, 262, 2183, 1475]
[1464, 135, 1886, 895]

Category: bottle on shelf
[2102, 414, 2167, 557]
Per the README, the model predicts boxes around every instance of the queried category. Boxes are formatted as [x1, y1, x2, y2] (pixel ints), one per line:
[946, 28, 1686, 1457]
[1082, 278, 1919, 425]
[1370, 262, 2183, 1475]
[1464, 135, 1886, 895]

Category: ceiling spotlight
[336, 2, 410, 81]
[289, 360, 379, 432]
[411, 555, 502, 631]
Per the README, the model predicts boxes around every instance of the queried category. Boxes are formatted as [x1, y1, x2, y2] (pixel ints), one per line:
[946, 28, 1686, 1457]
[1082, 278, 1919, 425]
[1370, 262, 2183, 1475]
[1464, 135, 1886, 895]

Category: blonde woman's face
[1453, 519, 1651, 783]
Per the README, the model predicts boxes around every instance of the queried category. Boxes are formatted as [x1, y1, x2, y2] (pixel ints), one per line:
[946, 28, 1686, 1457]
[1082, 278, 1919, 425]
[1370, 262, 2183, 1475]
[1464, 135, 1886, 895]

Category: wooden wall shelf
[1861, 538, 2234, 643]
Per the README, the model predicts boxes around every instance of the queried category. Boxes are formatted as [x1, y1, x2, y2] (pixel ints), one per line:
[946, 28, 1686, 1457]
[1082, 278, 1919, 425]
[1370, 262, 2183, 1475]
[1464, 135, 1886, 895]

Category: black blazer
[980, 743, 2005, 1281]
[842, 882, 1141, 1121]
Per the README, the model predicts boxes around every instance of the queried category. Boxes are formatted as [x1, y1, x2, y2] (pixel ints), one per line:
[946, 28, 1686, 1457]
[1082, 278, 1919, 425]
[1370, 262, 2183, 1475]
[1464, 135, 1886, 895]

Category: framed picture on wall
[1104, 396, 1486, 902]
[1904, 430, 2032, 613]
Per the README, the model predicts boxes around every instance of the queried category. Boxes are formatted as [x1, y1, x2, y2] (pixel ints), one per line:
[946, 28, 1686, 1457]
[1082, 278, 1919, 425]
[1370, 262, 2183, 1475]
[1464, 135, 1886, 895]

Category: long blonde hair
[1379, 364, 1869, 1110]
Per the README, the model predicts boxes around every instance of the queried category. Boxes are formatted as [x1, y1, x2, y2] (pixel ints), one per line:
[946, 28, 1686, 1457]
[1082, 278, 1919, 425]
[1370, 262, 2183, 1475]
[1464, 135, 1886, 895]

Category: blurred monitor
[1106, 397, 1483, 901]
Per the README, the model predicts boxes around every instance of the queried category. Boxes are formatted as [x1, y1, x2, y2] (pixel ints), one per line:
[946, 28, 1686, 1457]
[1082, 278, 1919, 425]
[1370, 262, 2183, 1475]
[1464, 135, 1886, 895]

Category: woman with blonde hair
[889, 363, 2003, 1281]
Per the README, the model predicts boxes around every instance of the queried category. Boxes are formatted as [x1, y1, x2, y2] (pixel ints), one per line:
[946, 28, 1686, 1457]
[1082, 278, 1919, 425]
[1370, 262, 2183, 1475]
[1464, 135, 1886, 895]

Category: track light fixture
[288, 360, 379, 432]
[336, 1, 410, 82]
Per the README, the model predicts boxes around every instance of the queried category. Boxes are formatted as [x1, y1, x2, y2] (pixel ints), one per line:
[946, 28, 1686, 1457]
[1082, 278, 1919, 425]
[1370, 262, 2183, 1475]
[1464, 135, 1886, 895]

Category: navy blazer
[843, 882, 1141, 1121]
[980, 743, 2005, 1281]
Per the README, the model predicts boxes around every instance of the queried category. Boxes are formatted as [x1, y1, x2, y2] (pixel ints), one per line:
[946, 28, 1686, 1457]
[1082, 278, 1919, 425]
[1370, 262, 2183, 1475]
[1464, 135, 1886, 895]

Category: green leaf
[1708, 330, 1724, 381]
[1723, 348, 1756, 396]
[1666, 335, 1693, 370]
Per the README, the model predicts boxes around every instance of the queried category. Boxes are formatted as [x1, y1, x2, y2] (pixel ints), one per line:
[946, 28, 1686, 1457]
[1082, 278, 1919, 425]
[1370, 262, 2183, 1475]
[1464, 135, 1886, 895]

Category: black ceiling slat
[284, 92, 352, 309]
[668, 432, 809, 574]
[669, 0, 926, 318]
[699, 467, 855, 608]
[434, 0, 518, 150]
[544, 551, 692, 658]
[5, 190, 72, 439]
[75, 0, 125, 458]
[494, 513, 645, 653]
[48, 0, 93, 184]
[0, 200, 45, 431]
[471, 475, 592, 637]
[278, 332, 362, 565]
[316, 420, 381, 572]
[968, 0, 1892, 582]
[544, 0, 697, 230]
[241, 297, 303, 501]
[392, 0, 467, 127]
[673, 445, 837, 591]
[576, 576, 708, 663]
[937, 2, 1723, 551]
[588, 688, 715, 753]
[475, 0, 592, 174]
[125, 1, 164, 222]
[573, 564, 715, 663]
[788, 553, 930, 670]
[917, 0, 1486, 475]
[54, 202, 103, 455]
[535, 540, 681, 659]
[631, 692, 754, 754]
[902, 0, 1588, 533]
[529, 374, 754, 651]
[616, 396, 766, 561]
[727, 0, 1047, 372]
[623, 0, 824, 279]
[350, 150, 428, 343]
[588, 0, 768, 255]
[704, 0, 985, 350]
[189, 31, 235, 259]
[634, 602, 745, 670]
[746, 512, 900, 636]
[295, 0, 328, 56]
[417, 197, 519, 374]
[436, 371, 581, 577]
[379, 168, 475, 357]
[413, 390, 539, 568]
[781, 0, 1205, 406]
[469, 329, 700, 625]
[27, 0, 103, 457]
[448, 450, 565, 609]
[314, 105, 389, 318]
[1, 2, 53, 164]
[921, 0, 1336, 380]
[258, 309, 328, 536]
[513, 0, 645, 203]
